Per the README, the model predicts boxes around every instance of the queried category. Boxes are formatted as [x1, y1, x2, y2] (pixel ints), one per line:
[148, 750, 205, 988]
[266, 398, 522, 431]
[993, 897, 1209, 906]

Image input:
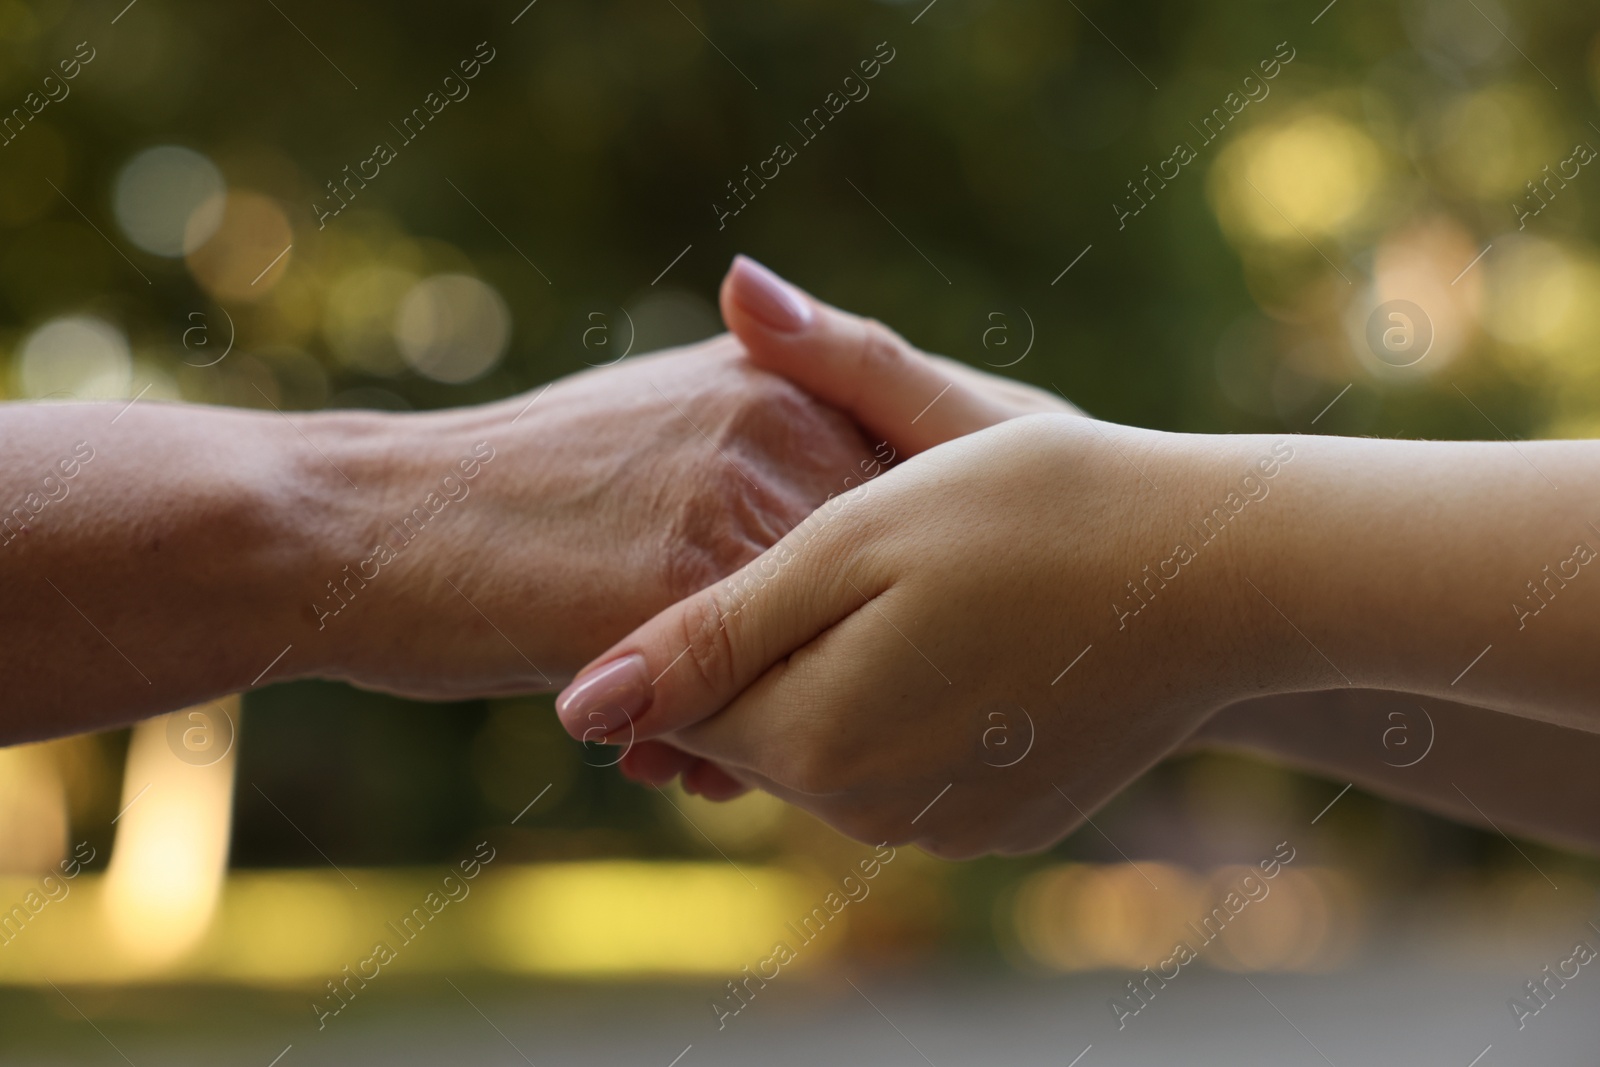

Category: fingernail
[556, 654, 650, 741]
[732, 255, 813, 334]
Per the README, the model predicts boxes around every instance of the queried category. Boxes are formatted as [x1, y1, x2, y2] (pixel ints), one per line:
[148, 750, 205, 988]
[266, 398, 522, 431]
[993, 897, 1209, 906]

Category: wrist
[290, 401, 565, 689]
[1029, 417, 1295, 709]
[289, 407, 490, 673]
[245, 409, 395, 682]
[1231, 436, 1501, 699]
[1153, 430, 1313, 700]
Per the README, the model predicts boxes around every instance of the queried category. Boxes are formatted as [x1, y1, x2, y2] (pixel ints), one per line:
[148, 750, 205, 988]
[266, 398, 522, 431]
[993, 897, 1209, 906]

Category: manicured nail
[556, 654, 650, 741]
[731, 255, 813, 334]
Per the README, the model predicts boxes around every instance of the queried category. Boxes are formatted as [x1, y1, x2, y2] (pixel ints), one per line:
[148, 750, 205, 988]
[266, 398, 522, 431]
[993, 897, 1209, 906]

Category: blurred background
[2, 0, 1600, 1062]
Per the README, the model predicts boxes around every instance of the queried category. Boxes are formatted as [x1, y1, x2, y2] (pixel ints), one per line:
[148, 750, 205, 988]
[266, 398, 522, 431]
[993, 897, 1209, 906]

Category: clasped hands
[542, 258, 1600, 860]
[12, 256, 1596, 856]
[541, 257, 1286, 859]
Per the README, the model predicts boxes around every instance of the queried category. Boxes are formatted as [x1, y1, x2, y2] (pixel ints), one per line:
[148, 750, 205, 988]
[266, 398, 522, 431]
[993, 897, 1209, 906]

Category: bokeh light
[100, 700, 237, 967]
[1429, 85, 1561, 203]
[1011, 862, 1195, 971]
[1010, 862, 1357, 974]
[185, 191, 293, 301]
[112, 145, 225, 257]
[394, 273, 511, 384]
[1210, 112, 1387, 248]
[1346, 216, 1485, 378]
[1405, 0, 1511, 71]
[1204, 867, 1353, 972]
[323, 265, 419, 376]
[1483, 234, 1585, 350]
[16, 315, 131, 399]
[476, 863, 818, 975]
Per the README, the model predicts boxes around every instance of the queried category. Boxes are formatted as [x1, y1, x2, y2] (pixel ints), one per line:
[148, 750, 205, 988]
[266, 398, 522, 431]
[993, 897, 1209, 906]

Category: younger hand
[559, 409, 1278, 858]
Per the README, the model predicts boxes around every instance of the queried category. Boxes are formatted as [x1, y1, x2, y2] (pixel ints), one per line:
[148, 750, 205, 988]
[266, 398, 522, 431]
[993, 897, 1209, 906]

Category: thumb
[719, 255, 1014, 457]
[554, 500, 874, 744]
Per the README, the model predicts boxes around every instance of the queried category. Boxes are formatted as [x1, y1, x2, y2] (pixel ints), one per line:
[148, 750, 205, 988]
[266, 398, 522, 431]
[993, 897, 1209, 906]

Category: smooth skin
[564, 260, 1600, 858]
[0, 336, 872, 743]
[1196, 690, 1600, 856]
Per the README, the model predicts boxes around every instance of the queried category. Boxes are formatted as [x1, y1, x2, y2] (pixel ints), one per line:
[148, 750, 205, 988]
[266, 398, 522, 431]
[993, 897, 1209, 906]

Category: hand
[554, 262, 1600, 857]
[599, 256, 1084, 798]
[719, 256, 1082, 451]
[308, 333, 872, 700]
[556, 405, 1289, 857]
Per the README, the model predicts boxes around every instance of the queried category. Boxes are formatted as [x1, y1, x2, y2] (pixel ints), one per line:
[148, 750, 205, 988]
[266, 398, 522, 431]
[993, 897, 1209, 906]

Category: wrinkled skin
[314, 334, 873, 700]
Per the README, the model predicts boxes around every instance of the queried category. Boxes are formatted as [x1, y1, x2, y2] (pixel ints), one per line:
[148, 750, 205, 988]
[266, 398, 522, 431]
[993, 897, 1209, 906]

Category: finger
[719, 256, 1015, 456]
[671, 586, 950, 801]
[555, 513, 880, 744]
[923, 352, 1085, 417]
[619, 740, 698, 786]
[683, 760, 751, 801]
[715, 759, 923, 847]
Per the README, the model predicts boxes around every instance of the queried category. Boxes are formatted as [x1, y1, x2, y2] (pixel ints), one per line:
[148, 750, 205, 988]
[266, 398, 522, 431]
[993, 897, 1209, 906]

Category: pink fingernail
[732, 255, 814, 334]
[556, 654, 650, 741]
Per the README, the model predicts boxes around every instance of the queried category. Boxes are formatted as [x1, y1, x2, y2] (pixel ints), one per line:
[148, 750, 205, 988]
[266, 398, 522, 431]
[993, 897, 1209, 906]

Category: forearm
[1198, 689, 1600, 853]
[0, 400, 362, 742]
[1234, 436, 1600, 731]
[0, 341, 879, 745]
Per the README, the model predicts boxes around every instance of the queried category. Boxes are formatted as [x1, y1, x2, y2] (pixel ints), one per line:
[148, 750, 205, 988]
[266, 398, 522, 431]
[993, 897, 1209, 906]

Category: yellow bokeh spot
[1483, 236, 1600, 415]
[206, 874, 358, 982]
[1210, 113, 1385, 247]
[323, 265, 418, 376]
[475, 863, 817, 976]
[1484, 236, 1600, 352]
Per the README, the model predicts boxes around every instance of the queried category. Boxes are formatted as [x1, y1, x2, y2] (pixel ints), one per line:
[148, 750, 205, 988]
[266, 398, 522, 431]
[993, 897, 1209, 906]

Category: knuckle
[713, 367, 810, 456]
[661, 536, 723, 603]
[859, 317, 908, 376]
[675, 588, 740, 697]
[660, 473, 764, 600]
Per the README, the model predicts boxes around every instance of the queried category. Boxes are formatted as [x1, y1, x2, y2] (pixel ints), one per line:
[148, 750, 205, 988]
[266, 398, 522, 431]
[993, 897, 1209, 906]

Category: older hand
[0, 327, 875, 743]
[310, 333, 872, 701]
